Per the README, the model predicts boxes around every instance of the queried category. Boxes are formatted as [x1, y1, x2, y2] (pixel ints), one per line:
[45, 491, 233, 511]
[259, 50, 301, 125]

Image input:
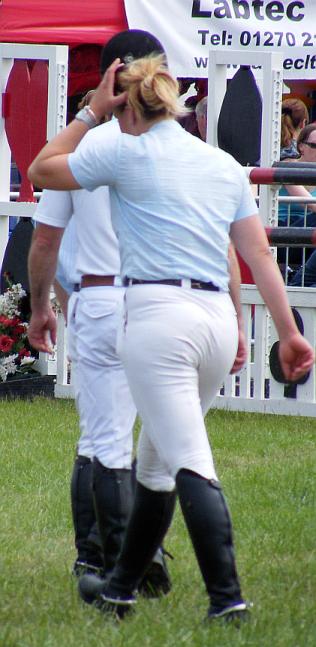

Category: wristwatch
[75, 105, 99, 129]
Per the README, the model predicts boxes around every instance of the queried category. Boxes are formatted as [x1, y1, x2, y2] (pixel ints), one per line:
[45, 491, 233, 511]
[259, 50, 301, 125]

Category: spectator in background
[278, 123, 316, 272]
[290, 249, 316, 287]
[195, 96, 208, 142]
[280, 98, 309, 161]
[279, 124, 316, 228]
[178, 78, 208, 138]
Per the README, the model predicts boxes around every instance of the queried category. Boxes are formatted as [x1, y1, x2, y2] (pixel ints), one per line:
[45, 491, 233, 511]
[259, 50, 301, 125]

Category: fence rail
[2, 176, 316, 416]
[214, 285, 316, 417]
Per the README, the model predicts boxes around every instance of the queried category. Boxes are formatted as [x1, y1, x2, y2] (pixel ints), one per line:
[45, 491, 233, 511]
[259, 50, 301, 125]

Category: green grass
[0, 398, 315, 647]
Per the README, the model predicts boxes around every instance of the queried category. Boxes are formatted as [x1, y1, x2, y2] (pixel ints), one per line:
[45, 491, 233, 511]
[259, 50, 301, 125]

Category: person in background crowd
[28, 53, 314, 625]
[195, 96, 208, 142]
[290, 249, 316, 287]
[278, 123, 316, 271]
[279, 123, 316, 227]
[280, 98, 309, 161]
[178, 78, 208, 138]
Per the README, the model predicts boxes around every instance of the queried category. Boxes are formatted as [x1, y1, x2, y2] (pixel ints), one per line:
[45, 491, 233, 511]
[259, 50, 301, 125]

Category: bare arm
[28, 59, 126, 190]
[28, 119, 87, 190]
[28, 224, 64, 352]
[284, 184, 316, 212]
[230, 214, 315, 381]
[228, 244, 247, 374]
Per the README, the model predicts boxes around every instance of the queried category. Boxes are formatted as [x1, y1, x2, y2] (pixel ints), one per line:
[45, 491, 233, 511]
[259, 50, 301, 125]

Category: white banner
[124, 0, 316, 79]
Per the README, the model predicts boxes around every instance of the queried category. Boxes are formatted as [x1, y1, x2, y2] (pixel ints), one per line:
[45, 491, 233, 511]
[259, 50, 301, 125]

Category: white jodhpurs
[68, 286, 137, 468]
[67, 291, 94, 459]
[118, 284, 238, 491]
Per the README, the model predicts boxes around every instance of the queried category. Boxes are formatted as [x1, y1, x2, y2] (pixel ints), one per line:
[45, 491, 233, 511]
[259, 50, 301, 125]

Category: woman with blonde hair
[28, 55, 314, 624]
[280, 97, 309, 160]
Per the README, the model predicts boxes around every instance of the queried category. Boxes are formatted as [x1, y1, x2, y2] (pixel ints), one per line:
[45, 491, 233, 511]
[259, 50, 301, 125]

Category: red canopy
[0, 0, 128, 96]
[0, 0, 128, 47]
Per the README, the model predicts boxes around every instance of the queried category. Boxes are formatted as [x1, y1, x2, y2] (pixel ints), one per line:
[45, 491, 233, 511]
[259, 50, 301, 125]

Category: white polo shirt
[68, 119, 258, 291]
[34, 185, 121, 279]
[55, 216, 81, 293]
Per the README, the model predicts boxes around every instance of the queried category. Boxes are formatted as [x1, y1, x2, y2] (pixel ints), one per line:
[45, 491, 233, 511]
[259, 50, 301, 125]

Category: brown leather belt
[80, 275, 121, 288]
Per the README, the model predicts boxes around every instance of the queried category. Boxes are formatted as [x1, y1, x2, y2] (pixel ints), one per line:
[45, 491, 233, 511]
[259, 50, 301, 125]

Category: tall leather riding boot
[131, 457, 174, 597]
[176, 469, 243, 610]
[107, 481, 177, 597]
[70, 455, 104, 573]
[92, 458, 134, 575]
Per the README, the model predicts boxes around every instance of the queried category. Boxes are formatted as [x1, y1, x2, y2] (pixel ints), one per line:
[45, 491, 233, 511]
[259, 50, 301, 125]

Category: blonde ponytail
[116, 54, 187, 120]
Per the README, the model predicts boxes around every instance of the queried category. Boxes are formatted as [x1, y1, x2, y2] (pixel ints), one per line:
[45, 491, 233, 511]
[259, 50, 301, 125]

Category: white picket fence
[215, 285, 316, 417]
[52, 284, 316, 417]
[1, 45, 316, 415]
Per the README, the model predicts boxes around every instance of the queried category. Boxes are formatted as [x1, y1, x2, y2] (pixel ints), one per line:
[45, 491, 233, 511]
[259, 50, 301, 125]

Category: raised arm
[28, 121, 86, 190]
[230, 214, 315, 382]
[28, 59, 126, 190]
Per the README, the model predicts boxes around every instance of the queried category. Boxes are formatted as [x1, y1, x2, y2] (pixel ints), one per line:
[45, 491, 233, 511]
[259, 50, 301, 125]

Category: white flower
[0, 283, 26, 318]
[0, 354, 18, 381]
[0, 283, 37, 383]
[20, 356, 36, 367]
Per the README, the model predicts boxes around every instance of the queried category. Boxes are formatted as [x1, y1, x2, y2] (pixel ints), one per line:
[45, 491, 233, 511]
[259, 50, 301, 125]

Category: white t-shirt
[34, 185, 120, 278]
[55, 216, 80, 293]
[69, 119, 258, 291]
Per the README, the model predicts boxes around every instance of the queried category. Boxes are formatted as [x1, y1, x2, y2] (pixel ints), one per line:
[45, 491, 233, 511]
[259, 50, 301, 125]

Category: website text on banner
[125, 0, 316, 79]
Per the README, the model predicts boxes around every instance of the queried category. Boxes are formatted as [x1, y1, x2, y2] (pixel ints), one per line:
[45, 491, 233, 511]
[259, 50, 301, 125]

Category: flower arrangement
[0, 281, 36, 382]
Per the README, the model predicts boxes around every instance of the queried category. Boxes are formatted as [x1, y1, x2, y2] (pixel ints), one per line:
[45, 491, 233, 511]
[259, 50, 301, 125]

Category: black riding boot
[70, 455, 103, 575]
[176, 469, 248, 621]
[99, 482, 176, 617]
[131, 458, 173, 598]
[92, 458, 134, 576]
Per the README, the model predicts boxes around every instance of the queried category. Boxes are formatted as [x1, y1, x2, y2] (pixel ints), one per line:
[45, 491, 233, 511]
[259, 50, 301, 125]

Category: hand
[28, 307, 57, 354]
[278, 333, 315, 382]
[230, 328, 248, 374]
[89, 58, 128, 122]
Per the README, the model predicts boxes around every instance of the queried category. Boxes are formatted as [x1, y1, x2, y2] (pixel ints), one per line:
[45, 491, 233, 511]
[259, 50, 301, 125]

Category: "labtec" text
[192, 1, 305, 22]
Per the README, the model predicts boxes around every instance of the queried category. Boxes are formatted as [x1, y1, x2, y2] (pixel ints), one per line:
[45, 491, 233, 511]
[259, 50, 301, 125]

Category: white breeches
[67, 286, 137, 468]
[117, 285, 238, 491]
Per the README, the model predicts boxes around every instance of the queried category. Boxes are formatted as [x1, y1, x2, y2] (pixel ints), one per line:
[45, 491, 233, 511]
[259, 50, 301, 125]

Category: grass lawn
[0, 397, 315, 647]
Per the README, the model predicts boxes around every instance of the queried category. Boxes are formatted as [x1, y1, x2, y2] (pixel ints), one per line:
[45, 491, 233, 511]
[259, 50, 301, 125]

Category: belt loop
[181, 279, 191, 289]
[114, 276, 122, 287]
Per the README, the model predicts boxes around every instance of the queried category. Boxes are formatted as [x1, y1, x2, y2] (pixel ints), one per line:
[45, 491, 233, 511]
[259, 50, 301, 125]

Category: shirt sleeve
[234, 167, 259, 221]
[33, 189, 73, 227]
[55, 217, 81, 291]
[68, 120, 120, 191]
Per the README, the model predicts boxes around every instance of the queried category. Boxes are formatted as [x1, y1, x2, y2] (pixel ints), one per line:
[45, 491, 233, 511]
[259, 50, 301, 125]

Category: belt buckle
[190, 280, 202, 290]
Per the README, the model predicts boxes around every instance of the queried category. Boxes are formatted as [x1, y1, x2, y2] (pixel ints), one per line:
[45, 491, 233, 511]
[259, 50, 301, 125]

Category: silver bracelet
[75, 105, 99, 129]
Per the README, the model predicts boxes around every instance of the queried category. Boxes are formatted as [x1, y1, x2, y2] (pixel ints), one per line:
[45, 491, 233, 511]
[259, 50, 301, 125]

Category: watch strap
[75, 105, 99, 129]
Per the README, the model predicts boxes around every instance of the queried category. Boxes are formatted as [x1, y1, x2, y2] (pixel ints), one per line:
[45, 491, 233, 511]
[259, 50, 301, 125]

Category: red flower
[18, 348, 31, 358]
[0, 315, 14, 327]
[11, 324, 26, 339]
[0, 334, 15, 352]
